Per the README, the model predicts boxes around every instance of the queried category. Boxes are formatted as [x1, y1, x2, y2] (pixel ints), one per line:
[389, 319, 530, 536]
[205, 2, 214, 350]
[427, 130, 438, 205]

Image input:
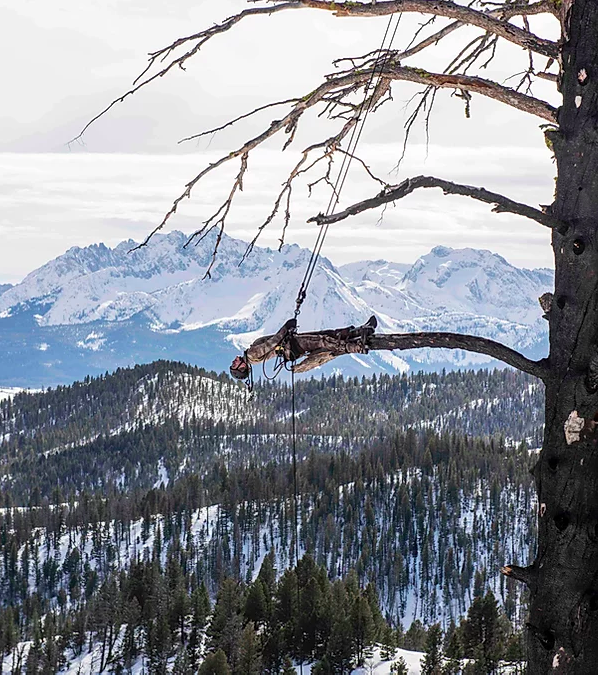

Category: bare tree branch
[117, 59, 554, 252]
[310, 175, 565, 230]
[330, 60, 556, 120]
[396, 0, 554, 61]
[380, 64, 557, 121]
[242, 321, 548, 379]
[69, 3, 301, 143]
[178, 97, 301, 144]
[367, 332, 548, 379]
[278, 328, 548, 379]
[123, 70, 393, 251]
[254, 0, 558, 58]
[536, 71, 558, 82]
[71, 0, 557, 146]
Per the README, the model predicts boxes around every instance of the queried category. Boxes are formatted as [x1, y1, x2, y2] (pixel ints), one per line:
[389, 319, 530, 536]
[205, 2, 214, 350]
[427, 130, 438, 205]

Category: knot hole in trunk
[554, 510, 571, 531]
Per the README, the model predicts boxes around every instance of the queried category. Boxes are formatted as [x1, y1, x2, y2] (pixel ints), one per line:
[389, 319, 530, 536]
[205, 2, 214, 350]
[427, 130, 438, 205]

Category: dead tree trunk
[527, 1, 598, 670]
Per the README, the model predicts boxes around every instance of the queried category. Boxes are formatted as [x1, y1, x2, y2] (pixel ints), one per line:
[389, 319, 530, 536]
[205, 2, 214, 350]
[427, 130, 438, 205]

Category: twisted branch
[310, 175, 564, 230]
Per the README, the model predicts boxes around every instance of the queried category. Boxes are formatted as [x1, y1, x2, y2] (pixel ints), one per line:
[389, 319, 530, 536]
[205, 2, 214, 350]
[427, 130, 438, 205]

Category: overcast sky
[1, 0, 561, 283]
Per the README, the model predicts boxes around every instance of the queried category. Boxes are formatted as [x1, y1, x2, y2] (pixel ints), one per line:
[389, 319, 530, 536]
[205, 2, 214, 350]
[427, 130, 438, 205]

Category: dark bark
[528, 1, 598, 672]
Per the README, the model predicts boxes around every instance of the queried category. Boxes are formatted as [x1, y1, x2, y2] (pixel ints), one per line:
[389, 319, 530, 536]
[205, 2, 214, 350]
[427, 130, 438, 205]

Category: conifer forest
[0, 362, 542, 672]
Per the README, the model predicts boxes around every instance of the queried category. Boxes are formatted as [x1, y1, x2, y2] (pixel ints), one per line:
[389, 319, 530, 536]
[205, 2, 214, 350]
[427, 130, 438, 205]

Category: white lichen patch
[575, 95, 582, 108]
[553, 647, 569, 670]
[564, 410, 584, 444]
[578, 68, 588, 83]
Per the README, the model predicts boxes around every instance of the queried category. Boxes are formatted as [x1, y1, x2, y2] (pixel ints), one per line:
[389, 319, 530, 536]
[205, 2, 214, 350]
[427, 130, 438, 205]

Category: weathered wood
[527, 2, 598, 671]
[368, 333, 548, 379]
[311, 175, 563, 231]
[258, 0, 559, 58]
[237, 323, 548, 379]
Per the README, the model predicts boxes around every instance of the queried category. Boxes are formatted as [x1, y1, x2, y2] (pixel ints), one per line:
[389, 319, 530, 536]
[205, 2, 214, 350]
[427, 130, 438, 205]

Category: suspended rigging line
[287, 17, 401, 675]
[294, 12, 402, 319]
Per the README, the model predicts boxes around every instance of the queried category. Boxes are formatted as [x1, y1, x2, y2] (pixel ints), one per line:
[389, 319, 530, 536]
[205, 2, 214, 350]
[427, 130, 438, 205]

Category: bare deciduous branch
[310, 175, 564, 230]
[254, 0, 558, 58]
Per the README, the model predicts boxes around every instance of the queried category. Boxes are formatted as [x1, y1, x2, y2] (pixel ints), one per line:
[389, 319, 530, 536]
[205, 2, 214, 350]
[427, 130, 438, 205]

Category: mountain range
[0, 230, 553, 386]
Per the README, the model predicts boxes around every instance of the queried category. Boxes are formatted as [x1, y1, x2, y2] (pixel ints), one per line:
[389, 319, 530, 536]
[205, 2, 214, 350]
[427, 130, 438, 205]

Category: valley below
[0, 362, 541, 673]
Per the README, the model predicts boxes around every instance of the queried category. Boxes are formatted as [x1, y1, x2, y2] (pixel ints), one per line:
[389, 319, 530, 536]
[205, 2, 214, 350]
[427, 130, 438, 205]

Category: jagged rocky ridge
[0, 231, 553, 385]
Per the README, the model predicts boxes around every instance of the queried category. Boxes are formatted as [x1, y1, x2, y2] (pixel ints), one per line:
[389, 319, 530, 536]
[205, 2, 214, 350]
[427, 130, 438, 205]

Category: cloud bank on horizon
[0, 145, 554, 283]
[0, 0, 559, 282]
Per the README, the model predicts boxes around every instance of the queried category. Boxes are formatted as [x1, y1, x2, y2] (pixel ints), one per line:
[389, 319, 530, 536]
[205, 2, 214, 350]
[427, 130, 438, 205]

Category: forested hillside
[0, 361, 543, 505]
[0, 363, 541, 672]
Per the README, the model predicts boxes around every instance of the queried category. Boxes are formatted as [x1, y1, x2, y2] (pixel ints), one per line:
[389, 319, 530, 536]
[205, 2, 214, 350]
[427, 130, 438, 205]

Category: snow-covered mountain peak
[0, 233, 554, 385]
[397, 246, 551, 324]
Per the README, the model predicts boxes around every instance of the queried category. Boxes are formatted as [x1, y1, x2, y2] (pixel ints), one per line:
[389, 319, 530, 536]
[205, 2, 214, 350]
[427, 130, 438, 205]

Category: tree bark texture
[528, 2, 598, 671]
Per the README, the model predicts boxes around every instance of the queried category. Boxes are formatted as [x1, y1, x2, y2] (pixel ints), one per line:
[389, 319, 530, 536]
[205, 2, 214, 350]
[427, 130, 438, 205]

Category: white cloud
[0, 0, 559, 280]
[0, 145, 555, 282]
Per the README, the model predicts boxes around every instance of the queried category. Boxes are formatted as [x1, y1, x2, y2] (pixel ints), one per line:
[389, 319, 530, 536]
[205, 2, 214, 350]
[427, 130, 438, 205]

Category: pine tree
[403, 619, 427, 652]
[421, 623, 443, 675]
[244, 580, 267, 625]
[350, 594, 375, 666]
[275, 569, 299, 660]
[390, 656, 409, 675]
[380, 623, 397, 662]
[218, 613, 243, 674]
[25, 616, 43, 675]
[326, 581, 354, 674]
[1, 609, 17, 675]
[364, 582, 385, 642]
[41, 612, 63, 675]
[312, 655, 334, 674]
[503, 630, 526, 675]
[237, 622, 261, 675]
[198, 649, 232, 675]
[172, 646, 192, 674]
[209, 578, 242, 653]
[461, 591, 505, 674]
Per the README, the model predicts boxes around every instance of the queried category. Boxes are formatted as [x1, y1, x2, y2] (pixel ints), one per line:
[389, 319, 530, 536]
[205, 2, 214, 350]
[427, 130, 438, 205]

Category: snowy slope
[0, 232, 553, 385]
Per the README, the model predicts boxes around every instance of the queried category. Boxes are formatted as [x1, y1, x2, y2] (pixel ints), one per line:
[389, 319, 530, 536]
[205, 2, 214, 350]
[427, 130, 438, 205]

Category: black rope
[294, 13, 402, 318]
[278, 20, 401, 671]
[290, 363, 304, 675]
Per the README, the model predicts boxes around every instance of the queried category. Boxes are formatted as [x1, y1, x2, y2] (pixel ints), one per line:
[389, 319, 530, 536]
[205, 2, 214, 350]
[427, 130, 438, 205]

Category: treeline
[0, 552, 526, 674]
